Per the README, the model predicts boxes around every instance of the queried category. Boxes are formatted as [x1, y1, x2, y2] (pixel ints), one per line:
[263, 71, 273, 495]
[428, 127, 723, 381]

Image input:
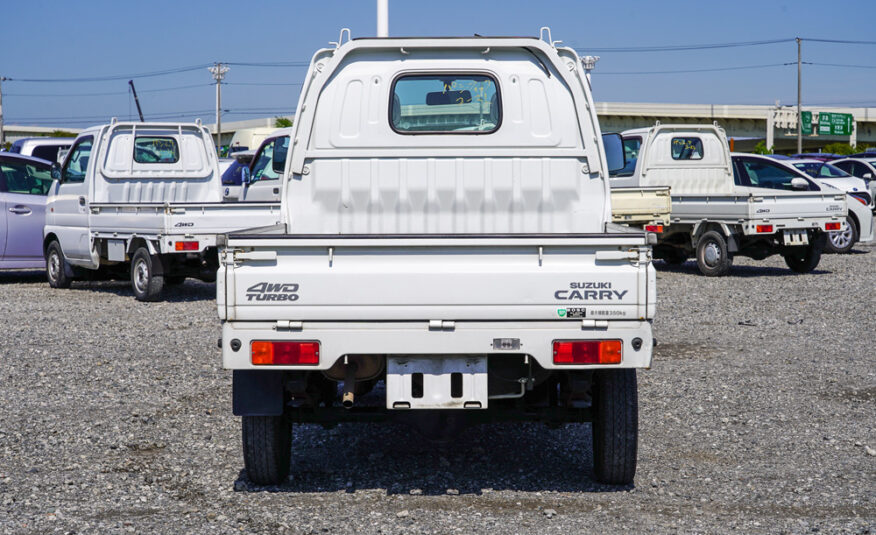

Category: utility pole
[377, 0, 388, 37]
[797, 37, 802, 154]
[208, 63, 229, 154]
[0, 76, 6, 146]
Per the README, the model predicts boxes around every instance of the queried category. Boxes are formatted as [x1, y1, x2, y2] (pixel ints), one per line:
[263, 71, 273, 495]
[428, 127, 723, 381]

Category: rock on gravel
[0, 235, 874, 534]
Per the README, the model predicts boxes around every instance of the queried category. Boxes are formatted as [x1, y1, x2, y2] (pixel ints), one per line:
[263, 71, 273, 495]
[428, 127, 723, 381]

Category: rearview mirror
[602, 133, 626, 173]
[790, 177, 810, 190]
[51, 162, 62, 182]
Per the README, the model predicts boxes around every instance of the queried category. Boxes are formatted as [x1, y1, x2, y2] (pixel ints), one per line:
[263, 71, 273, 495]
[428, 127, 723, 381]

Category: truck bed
[89, 201, 282, 236]
[670, 191, 846, 234]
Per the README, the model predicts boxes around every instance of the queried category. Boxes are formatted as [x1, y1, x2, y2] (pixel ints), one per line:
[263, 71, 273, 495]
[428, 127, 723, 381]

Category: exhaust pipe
[342, 361, 358, 409]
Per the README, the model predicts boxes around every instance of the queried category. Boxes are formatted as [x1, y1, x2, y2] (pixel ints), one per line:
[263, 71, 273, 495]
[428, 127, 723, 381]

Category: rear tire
[592, 369, 638, 485]
[45, 241, 72, 289]
[242, 415, 291, 485]
[130, 247, 164, 301]
[823, 216, 857, 254]
[695, 230, 732, 277]
[784, 232, 825, 273]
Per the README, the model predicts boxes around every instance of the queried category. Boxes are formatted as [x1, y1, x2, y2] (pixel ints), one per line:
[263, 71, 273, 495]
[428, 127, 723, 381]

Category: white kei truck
[609, 124, 848, 276]
[43, 120, 282, 300]
[218, 29, 657, 486]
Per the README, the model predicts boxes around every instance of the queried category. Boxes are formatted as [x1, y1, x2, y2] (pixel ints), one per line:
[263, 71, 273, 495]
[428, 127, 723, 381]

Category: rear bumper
[221, 319, 654, 371]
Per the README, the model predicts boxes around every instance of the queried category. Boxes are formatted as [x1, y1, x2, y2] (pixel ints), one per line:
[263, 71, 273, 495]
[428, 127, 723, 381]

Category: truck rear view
[219, 30, 656, 486]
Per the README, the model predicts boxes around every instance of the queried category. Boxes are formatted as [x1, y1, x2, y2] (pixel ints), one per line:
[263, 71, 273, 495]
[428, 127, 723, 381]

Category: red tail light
[251, 341, 320, 365]
[644, 224, 664, 233]
[825, 222, 841, 231]
[175, 241, 199, 251]
[755, 225, 773, 233]
[553, 340, 622, 365]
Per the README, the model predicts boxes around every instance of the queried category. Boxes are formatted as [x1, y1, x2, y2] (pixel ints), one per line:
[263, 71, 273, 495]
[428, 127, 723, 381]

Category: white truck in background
[44, 120, 282, 301]
[218, 30, 657, 487]
[610, 124, 847, 276]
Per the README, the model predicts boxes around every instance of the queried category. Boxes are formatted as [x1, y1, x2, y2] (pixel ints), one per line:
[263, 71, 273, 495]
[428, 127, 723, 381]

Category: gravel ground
[1, 234, 874, 534]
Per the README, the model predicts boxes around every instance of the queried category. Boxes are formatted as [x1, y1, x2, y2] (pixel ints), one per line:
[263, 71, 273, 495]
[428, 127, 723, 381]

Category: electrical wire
[599, 62, 792, 75]
[576, 38, 794, 53]
[7, 64, 214, 83]
[5, 83, 214, 98]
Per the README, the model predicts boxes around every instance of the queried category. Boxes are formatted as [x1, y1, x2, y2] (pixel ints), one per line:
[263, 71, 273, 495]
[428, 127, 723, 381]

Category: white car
[785, 159, 874, 253]
[831, 157, 876, 210]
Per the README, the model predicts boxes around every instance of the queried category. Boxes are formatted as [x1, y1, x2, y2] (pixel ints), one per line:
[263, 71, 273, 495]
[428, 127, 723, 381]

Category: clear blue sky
[2, 0, 875, 128]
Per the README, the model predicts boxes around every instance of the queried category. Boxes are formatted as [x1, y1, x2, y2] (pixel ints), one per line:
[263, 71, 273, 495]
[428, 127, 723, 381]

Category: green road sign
[817, 112, 854, 136]
[802, 111, 812, 133]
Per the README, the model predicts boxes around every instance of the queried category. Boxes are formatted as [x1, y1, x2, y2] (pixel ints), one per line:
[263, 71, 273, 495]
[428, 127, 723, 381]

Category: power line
[5, 83, 213, 98]
[225, 82, 305, 86]
[225, 61, 310, 67]
[6, 64, 214, 83]
[577, 38, 794, 53]
[801, 38, 876, 45]
[599, 62, 793, 75]
[805, 62, 876, 69]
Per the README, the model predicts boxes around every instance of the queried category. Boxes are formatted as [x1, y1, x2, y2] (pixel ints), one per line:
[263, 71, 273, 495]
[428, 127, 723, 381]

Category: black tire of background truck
[661, 248, 688, 265]
[823, 216, 858, 254]
[592, 369, 638, 485]
[783, 232, 826, 273]
[242, 415, 291, 485]
[165, 275, 187, 286]
[695, 230, 733, 277]
[45, 241, 72, 289]
[130, 248, 164, 301]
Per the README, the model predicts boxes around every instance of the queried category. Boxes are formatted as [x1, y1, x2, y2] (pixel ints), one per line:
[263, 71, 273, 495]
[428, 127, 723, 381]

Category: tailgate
[746, 191, 847, 221]
[166, 202, 282, 234]
[611, 186, 672, 225]
[221, 235, 653, 322]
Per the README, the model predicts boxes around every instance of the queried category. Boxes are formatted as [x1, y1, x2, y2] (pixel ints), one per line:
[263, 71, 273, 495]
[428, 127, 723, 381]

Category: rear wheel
[130, 247, 164, 301]
[824, 216, 857, 254]
[591, 369, 638, 485]
[784, 232, 825, 273]
[242, 415, 291, 485]
[695, 230, 732, 277]
[45, 241, 72, 289]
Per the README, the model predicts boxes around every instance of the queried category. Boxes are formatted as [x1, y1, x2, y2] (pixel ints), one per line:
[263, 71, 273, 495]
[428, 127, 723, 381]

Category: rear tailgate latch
[595, 248, 649, 265]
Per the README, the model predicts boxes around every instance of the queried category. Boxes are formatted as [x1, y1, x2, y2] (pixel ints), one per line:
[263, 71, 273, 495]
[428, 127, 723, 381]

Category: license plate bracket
[386, 356, 488, 409]
[782, 229, 809, 246]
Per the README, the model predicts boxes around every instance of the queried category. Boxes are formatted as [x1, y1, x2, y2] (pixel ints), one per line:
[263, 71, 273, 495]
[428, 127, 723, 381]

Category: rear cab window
[390, 74, 500, 134]
[134, 137, 180, 163]
[671, 137, 703, 160]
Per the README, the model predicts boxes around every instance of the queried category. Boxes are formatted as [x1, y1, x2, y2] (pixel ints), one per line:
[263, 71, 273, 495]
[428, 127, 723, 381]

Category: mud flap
[232, 370, 284, 416]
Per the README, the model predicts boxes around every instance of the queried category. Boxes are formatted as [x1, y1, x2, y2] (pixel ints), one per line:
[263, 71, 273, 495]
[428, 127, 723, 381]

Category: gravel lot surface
[1, 235, 874, 534]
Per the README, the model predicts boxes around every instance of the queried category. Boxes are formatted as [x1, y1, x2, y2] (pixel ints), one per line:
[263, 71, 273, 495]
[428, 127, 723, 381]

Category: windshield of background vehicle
[793, 162, 851, 178]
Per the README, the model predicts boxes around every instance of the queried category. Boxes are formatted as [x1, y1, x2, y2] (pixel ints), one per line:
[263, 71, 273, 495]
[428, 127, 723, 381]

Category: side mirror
[271, 137, 289, 174]
[790, 177, 810, 190]
[240, 166, 253, 185]
[51, 162, 62, 182]
[863, 173, 873, 179]
[602, 133, 626, 173]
